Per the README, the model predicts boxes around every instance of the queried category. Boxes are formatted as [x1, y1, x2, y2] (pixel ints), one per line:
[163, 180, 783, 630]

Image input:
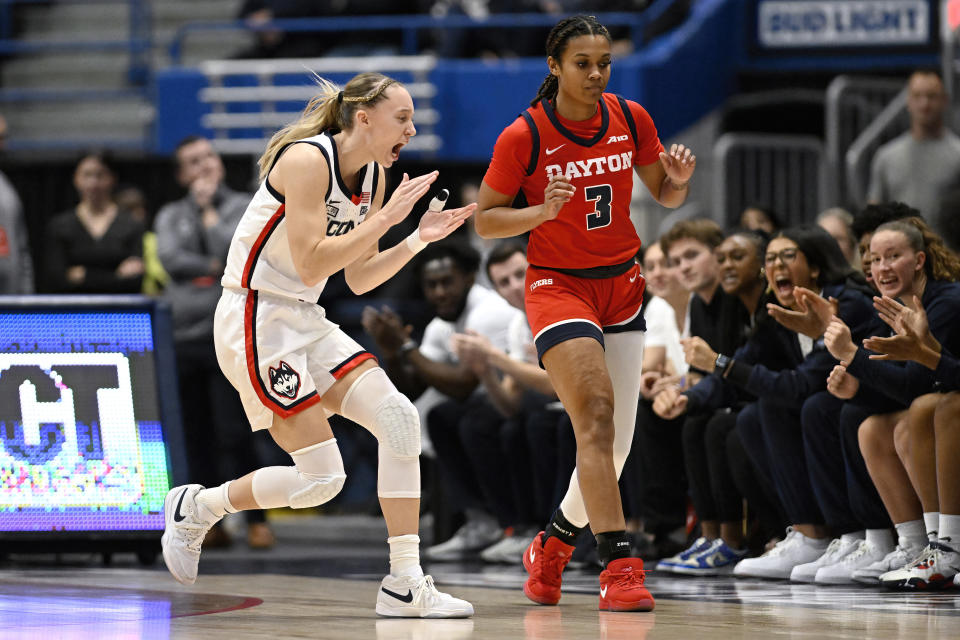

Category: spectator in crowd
[44, 152, 144, 293]
[155, 136, 275, 549]
[652, 229, 770, 575]
[697, 226, 881, 582]
[0, 113, 33, 294]
[116, 184, 167, 296]
[867, 69, 960, 232]
[362, 239, 518, 560]
[634, 220, 750, 555]
[450, 239, 563, 563]
[817, 207, 858, 269]
[851, 201, 921, 290]
[739, 204, 780, 235]
[820, 219, 960, 585]
[862, 295, 960, 589]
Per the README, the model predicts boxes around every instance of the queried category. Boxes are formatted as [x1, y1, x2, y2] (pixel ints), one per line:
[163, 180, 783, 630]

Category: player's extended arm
[275, 145, 436, 286]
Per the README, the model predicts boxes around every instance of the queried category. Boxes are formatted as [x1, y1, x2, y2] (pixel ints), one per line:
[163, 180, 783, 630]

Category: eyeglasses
[764, 248, 799, 266]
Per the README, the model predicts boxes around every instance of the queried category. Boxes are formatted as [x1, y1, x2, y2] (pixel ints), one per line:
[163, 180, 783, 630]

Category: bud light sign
[758, 0, 930, 48]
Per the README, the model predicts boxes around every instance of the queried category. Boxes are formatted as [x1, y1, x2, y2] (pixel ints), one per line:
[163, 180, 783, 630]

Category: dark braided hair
[531, 15, 611, 107]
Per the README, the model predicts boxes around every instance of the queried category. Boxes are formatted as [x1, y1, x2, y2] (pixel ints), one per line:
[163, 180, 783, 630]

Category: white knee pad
[341, 367, 421, 498]
[250, 438, 346, 509]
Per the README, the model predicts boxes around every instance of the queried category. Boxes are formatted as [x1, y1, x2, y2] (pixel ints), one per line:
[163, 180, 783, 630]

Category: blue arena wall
[153, 0, 938, 161]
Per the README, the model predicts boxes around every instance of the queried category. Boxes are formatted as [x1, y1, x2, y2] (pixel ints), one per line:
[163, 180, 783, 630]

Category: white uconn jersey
[221, 132, 379, 301]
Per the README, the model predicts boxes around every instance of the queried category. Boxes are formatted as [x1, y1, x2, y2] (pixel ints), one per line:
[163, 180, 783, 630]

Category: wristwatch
[714, 353, 732, 375]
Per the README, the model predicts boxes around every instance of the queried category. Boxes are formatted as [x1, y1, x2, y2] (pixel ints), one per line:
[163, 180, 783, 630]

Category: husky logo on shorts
[269, 360, 301, 399]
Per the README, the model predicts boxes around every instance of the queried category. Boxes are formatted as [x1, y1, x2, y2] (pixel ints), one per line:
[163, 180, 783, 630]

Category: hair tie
[336, 91, 344, 104]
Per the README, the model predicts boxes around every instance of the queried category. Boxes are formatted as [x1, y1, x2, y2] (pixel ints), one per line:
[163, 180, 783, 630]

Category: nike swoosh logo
[529, 548, 536, 564]
[545, 145, 565, 155]
[600, 585, 608, 598]
[173, 488, 189, 523]
[381, 587, 414, 603]
[629, 273, 638, 283]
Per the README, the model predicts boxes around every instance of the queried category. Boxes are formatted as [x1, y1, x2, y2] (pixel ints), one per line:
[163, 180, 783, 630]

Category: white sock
[923, 511, 940, 542]
[389, 534, 424, 578]
[196, 481, 236, 519]
[939, 514, 960, 550]
[840, 531, 864, 545]
[865, 528, 894, 551]
[894, 520, 926, 549]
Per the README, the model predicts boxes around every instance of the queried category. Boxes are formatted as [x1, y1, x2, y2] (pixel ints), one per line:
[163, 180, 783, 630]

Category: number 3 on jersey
[584, 184, 613, 230]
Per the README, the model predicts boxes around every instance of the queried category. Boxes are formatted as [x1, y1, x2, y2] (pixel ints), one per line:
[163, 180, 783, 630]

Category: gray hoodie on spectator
[155, 184, 248, 343]
[0, 170, 33, 293]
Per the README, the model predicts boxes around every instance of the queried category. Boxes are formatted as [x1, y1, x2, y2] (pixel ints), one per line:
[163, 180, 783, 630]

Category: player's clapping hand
[418, 202, 476, 242]
[864, 295, 940, 366]
[767, 287, 837, 339]
[450, 331, 492, 376]
[542, 174, 575, 221]
[680, 336, 717, 372]
[826, 363, 859, 399]
[361, 305, 411, 357]
[640, 370, 663, 400]
[652, 386, 688, 420]
[659, 143, 697, 184]
[379, 171, 439, 227]
[824, 316, 857, 363]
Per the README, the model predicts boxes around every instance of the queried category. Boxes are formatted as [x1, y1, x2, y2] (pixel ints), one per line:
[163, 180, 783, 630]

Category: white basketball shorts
[214, 288, 376, 431]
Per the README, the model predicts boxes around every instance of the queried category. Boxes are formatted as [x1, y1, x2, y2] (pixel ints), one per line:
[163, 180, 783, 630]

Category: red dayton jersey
[484, 93, 663, 270]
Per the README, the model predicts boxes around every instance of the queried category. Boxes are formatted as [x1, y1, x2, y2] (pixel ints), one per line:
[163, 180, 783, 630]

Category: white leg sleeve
[250, 438, 346, 509]
[558, 331, 645, 527]
[340, 367, 422, 499]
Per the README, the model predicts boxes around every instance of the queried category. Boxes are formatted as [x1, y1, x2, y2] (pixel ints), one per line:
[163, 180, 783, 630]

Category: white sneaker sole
[734, 564, 794, 580]
[376, 602, 474, 618]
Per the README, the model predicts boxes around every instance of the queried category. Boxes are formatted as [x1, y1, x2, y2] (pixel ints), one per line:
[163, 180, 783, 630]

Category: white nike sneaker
[161, 484, 221, 585]
[480, 534, 532, 564]
[815, 539, 891, 584]
[852, 544, 923, 585]
[733, 528, 830, 580]
[790, 537, 860, 583]
[377, 574, 474, 618]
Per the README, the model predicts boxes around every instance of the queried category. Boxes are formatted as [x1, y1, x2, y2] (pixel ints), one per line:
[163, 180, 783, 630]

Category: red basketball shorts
[525, 262, 647, 365]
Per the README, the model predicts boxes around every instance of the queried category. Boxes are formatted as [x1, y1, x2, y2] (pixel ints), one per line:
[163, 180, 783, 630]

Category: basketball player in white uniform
[161, 72, 476, 618]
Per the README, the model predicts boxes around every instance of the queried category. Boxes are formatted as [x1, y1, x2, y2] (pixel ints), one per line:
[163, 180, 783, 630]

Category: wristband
[669, 178, 689, 191]
[405, 228, 428, 254]
[399, 339, 418, 356]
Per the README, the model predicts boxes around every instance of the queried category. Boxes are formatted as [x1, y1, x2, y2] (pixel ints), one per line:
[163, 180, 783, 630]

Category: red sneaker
[523, 531, 574, 605]
[598, 557, 655, 611]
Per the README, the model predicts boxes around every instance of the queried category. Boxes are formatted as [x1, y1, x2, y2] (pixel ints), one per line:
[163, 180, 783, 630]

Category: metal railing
[844, 89, 909, 210]
[824, 75, 907, 209]
[713, 133, 826, 228]
[200, 55, 440, 155]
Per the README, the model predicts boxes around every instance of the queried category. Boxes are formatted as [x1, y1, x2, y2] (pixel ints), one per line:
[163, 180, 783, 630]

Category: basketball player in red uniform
[476, 15, 696, 611]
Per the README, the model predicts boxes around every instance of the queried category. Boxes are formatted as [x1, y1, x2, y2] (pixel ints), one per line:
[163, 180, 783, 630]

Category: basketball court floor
[3, 514, 957, 639]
